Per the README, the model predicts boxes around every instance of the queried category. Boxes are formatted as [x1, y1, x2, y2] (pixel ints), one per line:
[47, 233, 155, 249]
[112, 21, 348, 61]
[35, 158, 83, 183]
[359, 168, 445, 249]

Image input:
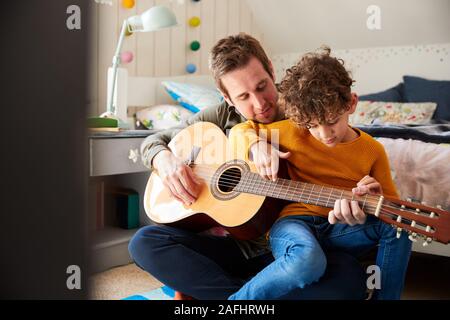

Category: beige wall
[247, 0, 450, 54]
[88, 0, 264, 116]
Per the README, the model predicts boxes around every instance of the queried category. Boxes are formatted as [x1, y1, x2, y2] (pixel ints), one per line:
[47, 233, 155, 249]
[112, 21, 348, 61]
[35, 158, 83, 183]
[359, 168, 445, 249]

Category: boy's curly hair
[278, 46, 354, 127]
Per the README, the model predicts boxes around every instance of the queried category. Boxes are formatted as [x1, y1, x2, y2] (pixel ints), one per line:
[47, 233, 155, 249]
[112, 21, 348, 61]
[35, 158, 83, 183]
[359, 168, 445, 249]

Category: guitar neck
[235, 171, 380, 216]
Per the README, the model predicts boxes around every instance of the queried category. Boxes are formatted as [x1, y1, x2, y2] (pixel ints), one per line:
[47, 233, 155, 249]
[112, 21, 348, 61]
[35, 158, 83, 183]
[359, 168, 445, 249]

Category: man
[128, 33, 367, 300]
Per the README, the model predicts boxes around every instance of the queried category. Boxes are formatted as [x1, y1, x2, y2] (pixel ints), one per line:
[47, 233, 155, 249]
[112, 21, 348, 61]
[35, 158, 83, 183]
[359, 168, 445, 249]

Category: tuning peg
[408, 232, 418, 242]
[395, 216, 403, 238]
[396, 227, 402, 239]
[422, 237, 433, 247]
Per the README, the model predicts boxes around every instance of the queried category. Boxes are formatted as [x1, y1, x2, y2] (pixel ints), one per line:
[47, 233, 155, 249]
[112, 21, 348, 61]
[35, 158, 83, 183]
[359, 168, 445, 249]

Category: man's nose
[253, 94, 266, 111]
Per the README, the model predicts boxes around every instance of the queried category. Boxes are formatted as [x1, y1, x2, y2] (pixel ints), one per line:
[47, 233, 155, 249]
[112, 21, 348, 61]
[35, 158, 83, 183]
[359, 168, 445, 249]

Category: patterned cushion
[350, 101, 437, 125]
[136, 104, 193, 130]
[162, 81, 224, 113]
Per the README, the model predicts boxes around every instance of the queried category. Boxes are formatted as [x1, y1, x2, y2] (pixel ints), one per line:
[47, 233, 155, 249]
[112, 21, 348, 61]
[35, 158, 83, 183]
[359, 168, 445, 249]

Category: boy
[228, 46, 412, 299]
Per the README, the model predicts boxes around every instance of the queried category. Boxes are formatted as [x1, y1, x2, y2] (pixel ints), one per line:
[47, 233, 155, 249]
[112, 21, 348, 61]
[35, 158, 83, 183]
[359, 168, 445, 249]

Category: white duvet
[377, 138, 450, 211]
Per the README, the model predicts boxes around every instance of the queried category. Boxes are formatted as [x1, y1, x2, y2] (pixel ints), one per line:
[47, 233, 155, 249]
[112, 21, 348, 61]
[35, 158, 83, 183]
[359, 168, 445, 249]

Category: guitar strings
[190, 164, 436, 214]
[188, 168, 433, 234]
[192, 166, 387, 209]
[188, 165, 437, 230]
[190, 165, 385, 208]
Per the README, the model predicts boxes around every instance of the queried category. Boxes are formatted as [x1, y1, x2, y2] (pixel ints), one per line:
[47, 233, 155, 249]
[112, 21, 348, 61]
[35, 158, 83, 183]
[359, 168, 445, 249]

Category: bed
[352, 75, 450, 257]
[356, 123, 450, 257]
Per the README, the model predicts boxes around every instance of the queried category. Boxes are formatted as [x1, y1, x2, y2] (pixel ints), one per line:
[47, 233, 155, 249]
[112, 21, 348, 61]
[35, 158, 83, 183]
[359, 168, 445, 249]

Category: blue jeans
[128, 224, 367, 300]
[230, 215, 412, 300]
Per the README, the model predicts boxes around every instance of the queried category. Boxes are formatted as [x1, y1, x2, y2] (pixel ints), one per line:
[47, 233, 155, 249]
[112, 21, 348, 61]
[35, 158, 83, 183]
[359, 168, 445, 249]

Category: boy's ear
[348, 93, 358, 114]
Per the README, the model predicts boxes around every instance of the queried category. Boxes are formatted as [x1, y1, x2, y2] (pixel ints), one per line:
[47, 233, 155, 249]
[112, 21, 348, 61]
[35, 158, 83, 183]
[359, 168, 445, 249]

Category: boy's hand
[351, 175, 383, 196]
[328, 199, 366, 226]
[249, 140, 291, 181]
[328, 175, 382, 226]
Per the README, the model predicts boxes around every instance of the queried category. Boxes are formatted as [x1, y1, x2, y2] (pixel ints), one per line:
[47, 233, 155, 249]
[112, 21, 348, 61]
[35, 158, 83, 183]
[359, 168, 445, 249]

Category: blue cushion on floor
[123, 294, 148, 300]
[122, 286, 175, 300]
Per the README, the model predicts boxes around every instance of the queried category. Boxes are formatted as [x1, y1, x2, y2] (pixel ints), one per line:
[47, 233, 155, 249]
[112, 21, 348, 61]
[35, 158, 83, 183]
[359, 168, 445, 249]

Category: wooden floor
[89, 252, 450, 300]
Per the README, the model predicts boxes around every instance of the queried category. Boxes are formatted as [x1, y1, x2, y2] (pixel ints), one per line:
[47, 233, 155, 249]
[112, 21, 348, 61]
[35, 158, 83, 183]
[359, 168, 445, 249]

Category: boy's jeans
[229, 215, 412, 300]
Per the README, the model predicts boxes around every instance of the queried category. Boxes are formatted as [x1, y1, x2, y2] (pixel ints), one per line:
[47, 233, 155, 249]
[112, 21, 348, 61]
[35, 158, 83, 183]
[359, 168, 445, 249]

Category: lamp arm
[107, 19, 128, 115]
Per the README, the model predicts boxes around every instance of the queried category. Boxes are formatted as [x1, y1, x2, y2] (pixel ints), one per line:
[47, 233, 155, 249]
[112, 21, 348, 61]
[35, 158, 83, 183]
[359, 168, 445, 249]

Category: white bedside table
[88, 130, 155, 273]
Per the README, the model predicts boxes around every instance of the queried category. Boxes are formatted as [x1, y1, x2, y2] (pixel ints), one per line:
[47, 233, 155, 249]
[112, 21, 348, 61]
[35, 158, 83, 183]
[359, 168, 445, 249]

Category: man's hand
[249, 140, 291, 181]
[152, 150, 202, 206]
[328, 175, 383, 226]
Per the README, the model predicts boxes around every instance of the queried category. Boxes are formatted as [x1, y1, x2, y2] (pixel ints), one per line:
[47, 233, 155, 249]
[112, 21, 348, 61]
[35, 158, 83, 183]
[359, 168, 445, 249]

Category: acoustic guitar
[144, 122, 450, 245]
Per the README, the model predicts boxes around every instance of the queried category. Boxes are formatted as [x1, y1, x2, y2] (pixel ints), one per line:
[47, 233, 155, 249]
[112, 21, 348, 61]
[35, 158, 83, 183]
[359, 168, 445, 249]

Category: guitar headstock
[378, 197, 450, 246]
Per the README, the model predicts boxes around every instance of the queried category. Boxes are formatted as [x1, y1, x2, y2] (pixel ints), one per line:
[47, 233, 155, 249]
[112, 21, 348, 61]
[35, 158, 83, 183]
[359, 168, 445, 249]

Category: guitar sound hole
[217, 167, 241, 193]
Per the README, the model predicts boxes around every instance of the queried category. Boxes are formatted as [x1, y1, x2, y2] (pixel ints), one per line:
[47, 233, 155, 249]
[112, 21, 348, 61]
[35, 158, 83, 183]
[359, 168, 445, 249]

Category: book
[105, 187, 140, 230]
[87, 117, 118, 128]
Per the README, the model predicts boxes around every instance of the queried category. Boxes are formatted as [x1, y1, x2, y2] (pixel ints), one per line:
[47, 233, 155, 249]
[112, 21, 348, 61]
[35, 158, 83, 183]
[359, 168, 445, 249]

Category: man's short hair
[209, 33, 273, 98]
[278, 46, 355, 127]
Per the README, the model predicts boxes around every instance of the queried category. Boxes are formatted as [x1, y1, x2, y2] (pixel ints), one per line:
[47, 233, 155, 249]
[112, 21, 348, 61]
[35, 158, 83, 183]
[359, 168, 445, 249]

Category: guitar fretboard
[235, 171, 380, 216]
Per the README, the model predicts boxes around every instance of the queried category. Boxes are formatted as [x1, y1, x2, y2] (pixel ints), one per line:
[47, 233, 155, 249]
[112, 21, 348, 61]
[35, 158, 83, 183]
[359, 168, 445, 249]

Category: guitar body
[144, 122, 287, 240]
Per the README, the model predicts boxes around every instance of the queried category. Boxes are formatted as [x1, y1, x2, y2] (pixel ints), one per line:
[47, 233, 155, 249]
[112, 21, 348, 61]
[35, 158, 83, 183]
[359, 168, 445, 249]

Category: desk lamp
[94, 5, 177, 129]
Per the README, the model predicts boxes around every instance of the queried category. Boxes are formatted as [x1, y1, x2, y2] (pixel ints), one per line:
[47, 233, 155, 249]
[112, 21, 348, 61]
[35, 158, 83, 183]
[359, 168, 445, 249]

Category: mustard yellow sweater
[228, 119, 399, 219]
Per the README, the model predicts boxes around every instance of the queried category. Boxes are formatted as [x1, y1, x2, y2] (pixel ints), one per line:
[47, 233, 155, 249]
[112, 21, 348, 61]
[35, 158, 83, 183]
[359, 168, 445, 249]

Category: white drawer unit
[88, 131, 154, 272]
[90, 137, 149, 176]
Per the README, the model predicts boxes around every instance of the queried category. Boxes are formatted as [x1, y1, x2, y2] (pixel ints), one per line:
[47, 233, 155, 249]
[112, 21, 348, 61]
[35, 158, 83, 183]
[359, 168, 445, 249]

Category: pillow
[136, 104, 193, 130]
[359, 83, 404, 102]
[349, 101, 437, 125]
[403, 76, 450, 120]
[162, 81, 224, 113]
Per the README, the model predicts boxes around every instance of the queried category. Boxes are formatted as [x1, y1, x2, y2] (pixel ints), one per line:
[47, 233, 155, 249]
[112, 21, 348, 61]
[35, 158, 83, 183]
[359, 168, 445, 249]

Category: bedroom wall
[244, 0, 450, 94]
[88, 0, 265, 116]
[271, 43, 450, 95]
[246, 0, 450, 54]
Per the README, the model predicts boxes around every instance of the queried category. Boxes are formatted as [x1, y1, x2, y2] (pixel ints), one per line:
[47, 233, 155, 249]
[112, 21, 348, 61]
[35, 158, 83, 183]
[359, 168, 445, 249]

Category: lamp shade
[127, 5, 177, 33]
